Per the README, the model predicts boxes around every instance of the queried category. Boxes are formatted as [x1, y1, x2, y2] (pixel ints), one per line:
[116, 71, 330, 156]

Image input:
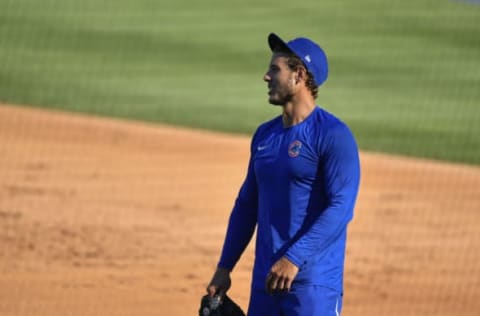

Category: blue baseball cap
[268, 33, 328, 86]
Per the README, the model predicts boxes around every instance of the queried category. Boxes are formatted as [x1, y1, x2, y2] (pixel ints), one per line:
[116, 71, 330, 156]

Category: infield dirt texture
[1, 104, 479, 315]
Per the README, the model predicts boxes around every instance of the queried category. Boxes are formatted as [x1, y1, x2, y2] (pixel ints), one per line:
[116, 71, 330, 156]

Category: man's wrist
[216, 265, 232, 274]
[283, 253, 302, 268]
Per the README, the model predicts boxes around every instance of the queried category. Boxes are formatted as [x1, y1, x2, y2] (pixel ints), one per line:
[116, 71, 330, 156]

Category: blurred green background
[1, 0, 479, 164]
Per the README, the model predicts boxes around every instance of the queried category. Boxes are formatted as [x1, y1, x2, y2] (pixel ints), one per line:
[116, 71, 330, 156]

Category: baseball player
[206, 33, 361, 316]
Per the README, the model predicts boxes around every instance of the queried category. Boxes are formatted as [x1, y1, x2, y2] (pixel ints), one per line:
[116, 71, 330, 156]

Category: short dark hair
[273, 46, 318, 99]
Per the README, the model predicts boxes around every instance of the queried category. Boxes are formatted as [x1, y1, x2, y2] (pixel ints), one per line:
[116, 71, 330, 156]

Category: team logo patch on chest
[288, 140, 303, 157]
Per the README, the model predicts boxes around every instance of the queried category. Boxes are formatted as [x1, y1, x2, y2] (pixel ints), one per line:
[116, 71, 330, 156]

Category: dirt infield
[1, 104, 479, 316]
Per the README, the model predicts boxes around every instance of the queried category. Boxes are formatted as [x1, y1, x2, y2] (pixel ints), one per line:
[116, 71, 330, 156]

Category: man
[207, 33, 361, 316]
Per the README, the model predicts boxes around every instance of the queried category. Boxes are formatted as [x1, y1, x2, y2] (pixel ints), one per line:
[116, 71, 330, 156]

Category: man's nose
[263, 73, 270, 82]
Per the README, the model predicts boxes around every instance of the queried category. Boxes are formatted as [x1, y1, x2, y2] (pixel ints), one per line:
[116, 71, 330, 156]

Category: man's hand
[207, 267, 232, 297]
[265, 257, 299, 294]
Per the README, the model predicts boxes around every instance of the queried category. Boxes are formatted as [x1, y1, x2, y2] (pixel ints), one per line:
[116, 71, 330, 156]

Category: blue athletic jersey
[218, 106, 360, 293]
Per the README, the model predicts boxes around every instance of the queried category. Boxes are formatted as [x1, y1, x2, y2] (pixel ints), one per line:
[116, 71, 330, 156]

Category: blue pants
[247, 285, 342, 316]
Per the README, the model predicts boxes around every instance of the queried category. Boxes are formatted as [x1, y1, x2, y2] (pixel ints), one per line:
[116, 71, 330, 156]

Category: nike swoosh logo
[257, 145, 268, 151]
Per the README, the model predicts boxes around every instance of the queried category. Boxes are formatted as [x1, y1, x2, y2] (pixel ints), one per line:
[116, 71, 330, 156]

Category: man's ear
[296, 67, 307, 84]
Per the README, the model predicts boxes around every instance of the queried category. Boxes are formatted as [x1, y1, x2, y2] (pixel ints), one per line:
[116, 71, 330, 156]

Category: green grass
[1, 0, 479, 164]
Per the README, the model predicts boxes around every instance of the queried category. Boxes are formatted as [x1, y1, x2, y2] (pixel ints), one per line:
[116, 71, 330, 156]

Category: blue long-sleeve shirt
[218, 106, 360, 293]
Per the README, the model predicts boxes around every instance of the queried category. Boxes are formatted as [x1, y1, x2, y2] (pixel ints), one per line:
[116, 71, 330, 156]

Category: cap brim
[268, 33, 293, 54]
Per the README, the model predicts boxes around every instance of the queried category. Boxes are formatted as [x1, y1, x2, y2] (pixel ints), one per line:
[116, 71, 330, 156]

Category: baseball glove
[199, 294, 245, 316]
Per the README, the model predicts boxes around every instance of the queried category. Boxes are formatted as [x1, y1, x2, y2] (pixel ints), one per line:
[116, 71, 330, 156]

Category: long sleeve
[284, 123, 360, 267]
[217, 144, 258, 271]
